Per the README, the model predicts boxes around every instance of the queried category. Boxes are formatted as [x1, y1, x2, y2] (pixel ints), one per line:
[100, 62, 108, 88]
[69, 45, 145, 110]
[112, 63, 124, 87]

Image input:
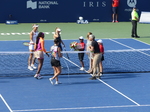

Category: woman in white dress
[28, 24, 39, 70]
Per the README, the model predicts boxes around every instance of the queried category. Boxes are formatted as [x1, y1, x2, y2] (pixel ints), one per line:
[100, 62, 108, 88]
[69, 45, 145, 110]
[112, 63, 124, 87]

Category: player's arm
[29, 31, 34, 43]
[53, 32, 58, 39]
[41, 38, 49, 56]
[40, 38, 46, 53]
[89, 45, 94, 52]
[58, 47, 62, 57]
[60, 39, 65, 47]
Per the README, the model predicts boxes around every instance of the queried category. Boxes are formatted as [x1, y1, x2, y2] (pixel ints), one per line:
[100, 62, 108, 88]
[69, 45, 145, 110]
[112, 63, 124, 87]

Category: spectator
[112, 0, 119, 23]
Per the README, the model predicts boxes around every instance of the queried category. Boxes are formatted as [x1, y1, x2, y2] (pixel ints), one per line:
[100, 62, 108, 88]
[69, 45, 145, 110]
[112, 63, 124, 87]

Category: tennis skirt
[34, 50, 44, 59]
[51, 58, 61, 67]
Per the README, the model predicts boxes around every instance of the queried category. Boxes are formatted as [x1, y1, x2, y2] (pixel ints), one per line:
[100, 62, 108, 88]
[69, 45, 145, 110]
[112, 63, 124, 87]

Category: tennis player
[28, 24, 39, 71]
[77, 36, 86, 70]
[97, 39, 104, 78]
[88, 35, 102, 80]
[34, 32, 48, 79]
[53, 27, 65, 51]
[49, 39, 62, 85]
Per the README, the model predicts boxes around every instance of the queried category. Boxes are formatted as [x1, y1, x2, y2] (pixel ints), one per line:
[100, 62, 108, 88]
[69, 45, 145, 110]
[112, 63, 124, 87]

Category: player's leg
[79, 53, 85, 70]
[28, 53, 34, 70]
[28, 44, 34, 70]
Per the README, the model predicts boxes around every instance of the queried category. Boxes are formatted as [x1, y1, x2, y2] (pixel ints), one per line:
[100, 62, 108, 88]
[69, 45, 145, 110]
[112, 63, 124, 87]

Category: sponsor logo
[127, 0, 137, 8]
[27, 0, 37, 9]
[125, 0, 138, 12]
[27, 0, 58, 10]
[77, 20, 89, 24]
[6, 20, 18, 25]
[83, 1, 106, 8]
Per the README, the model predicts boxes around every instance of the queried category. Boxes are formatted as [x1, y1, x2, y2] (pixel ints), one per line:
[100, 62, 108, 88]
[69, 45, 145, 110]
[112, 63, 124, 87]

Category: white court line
[109, 39, 150, 56]
[12, 104, 150, 111]
[133, 38, 150, 46]
[0, 94, 13, 112]
[85, 72, 141, 106]
[63, 55, 141, 106]
[97, 79, 140, 106]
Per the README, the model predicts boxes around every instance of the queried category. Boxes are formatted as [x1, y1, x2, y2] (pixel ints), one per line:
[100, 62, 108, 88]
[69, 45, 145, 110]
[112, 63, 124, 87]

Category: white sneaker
[37, 75, 42, 79]
[31, 64, 37, 69]
[34, 74, 38, 78]
[55, 81, 62, 85]
[100, 73, 103, 76]
[80, 67, 84, 71]
[28, 66, 33, 71]
[49, 78, 54, 85]
[34, 74, 42, 79]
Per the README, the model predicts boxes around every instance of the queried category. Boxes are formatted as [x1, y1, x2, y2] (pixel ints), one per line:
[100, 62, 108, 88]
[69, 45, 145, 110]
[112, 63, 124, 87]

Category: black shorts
[51, 58, 61, 67]
[78, 53, 84, 61]
[112, 7, 118, 14]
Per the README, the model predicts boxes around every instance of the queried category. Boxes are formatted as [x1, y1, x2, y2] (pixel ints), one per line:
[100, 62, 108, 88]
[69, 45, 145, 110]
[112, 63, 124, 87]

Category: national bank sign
[27, 0, 58, 9]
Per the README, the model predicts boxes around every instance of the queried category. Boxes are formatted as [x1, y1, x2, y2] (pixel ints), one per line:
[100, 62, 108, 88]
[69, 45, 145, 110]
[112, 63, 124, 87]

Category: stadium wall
[0, 0, 150, 23]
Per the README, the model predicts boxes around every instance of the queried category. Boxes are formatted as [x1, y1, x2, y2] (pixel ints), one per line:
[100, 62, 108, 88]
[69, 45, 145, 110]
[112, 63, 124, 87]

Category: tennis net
[0, 49, 150, 77]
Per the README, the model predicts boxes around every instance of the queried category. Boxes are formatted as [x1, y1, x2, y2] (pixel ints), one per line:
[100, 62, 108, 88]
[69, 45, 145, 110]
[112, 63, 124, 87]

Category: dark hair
[36, 32, 44, 44]
[54, 38, 60, 44]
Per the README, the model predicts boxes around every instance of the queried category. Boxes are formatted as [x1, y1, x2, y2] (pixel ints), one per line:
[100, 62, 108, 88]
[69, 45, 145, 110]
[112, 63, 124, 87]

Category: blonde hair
[87, 32, 92, 39]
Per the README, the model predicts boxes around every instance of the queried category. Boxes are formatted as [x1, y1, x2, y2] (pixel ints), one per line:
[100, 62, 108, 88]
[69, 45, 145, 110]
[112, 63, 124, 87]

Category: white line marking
[62, 56, 80, 68]
[12, 104, 150, 111]
[85, 72, 141, 106]
[109, 39, 150, 56]
[97, 79, 140, 106]
[133, 38, 150, 46]
[0, 94, 13, 112]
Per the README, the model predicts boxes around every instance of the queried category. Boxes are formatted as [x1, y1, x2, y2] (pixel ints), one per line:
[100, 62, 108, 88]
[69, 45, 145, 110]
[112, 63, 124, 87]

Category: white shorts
[34, 51, 44, 59]
[29, 43, 34, 51]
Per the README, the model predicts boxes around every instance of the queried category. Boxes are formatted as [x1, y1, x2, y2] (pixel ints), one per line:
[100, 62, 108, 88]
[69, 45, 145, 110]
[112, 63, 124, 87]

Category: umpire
[131, 7, 140, 38]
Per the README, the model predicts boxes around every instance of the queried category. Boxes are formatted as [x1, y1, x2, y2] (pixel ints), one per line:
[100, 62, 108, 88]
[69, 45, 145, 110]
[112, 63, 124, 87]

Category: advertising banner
[0, 0, 150, 23]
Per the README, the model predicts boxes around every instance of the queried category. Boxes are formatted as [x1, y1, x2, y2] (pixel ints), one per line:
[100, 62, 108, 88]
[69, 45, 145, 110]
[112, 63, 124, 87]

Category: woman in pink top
[34, 32, 48, 79]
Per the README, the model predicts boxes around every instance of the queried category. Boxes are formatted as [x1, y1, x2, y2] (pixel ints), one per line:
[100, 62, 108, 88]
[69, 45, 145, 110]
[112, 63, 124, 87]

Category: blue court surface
[0, 38, 150, 112]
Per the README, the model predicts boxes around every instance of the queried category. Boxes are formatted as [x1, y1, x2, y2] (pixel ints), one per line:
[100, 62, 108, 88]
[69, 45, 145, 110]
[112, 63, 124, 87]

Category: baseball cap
[57, 28, 61, 31]
[97, 39, 103, 43]
[89, 35, 95, 39]
[32, 24, 39, 28]
[79, 36, 84, 39]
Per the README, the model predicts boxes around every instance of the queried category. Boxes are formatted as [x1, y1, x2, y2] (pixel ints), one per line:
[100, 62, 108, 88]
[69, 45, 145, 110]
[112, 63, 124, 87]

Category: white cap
[97, 39, 103, 43]
[79, 16, 83, 20]
[89, 35, 95, 39]
[57, 28, 61, 32]
[32, 24, 39, 28]
[79, 36, 84, 39]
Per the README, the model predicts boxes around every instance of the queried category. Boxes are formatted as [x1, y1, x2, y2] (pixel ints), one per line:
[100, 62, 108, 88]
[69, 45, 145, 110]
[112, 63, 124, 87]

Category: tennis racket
[23, 42, 30, 46]
[63, 47, 70, 59]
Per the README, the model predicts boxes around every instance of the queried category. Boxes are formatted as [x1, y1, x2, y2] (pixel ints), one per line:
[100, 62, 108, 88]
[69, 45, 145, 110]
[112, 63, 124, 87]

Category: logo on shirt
[127, 0, 137, 8]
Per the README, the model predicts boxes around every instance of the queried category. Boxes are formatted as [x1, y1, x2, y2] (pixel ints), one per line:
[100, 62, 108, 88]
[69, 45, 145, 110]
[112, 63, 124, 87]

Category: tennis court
[1, 37, 150, 112]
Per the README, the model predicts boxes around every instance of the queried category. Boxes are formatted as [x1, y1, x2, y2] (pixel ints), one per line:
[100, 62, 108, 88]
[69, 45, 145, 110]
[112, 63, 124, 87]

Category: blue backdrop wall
[0, 0, 150, 23]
